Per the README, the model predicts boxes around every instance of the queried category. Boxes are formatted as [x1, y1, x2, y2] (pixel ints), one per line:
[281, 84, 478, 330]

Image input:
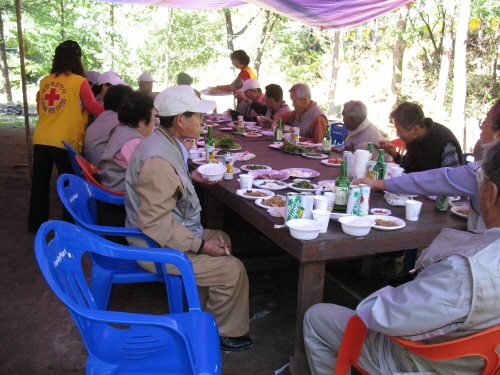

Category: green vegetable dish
[215, 135, 241, 150]
[292, 181, 314, 189]
[279, 140, 313, 154]
[231, 126, 246, 134]
[246, 165, 268, 170]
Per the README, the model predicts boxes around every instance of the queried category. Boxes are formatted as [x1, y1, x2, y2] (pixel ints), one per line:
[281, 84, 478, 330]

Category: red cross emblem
[44, 87, 61, 107]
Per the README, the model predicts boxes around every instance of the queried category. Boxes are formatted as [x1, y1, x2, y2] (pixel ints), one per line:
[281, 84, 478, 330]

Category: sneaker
[220, 335, 254, 351]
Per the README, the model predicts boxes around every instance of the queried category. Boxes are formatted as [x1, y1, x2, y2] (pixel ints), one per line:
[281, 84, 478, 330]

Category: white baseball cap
[241, 79, 260, 91]
[154, 85, 216, 117]
[139, 72, 156, 82]
[97, 71, 128, 86]
[86, 71, 100, 85]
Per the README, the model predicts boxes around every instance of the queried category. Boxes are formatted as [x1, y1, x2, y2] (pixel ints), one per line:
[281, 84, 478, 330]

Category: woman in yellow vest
[210, 50, 257, 94]
[28, 40, 104, 233]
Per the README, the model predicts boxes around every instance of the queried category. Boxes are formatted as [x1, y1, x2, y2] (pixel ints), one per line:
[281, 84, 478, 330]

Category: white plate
[233, 152, 255, 161]
[302, 152, 328, 160]
[232, 131, 247, 135]
[192, 159, 222, 166]
[366, 215, 406, 231]
[318, 180, 336, 191]
[236, 188, 275, 200]
[281, 168, 320, 178]
[330, 212, 355, 220]
[255, 195, 286, 209]
[321, 159, 342, 167]
[253, 179, 288, 190]
[220, 127, 233, 132]
[287, 182, 323, 192]
[428, 196, 461, 201]
[241, 164, 272, 172]
[204, 122, 219, 127]
[242, 132, 263, 138]
[228, 146, 242, 151]
[249, 170, 289, 181]
[370, 208, 392, 215]
[451, 205, 469, 218]
[232, 167, 241, 174]
[269, 143, 283, 150]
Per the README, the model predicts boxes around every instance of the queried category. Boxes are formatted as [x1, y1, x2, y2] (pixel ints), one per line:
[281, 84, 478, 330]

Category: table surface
[193, 118, 468, 374]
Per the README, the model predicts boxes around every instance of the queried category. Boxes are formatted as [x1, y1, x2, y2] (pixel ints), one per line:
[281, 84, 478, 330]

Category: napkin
[384, 192, 413, 206]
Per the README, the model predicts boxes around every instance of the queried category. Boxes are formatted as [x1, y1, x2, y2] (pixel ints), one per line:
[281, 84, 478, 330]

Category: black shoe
[220, 335, 254, 351]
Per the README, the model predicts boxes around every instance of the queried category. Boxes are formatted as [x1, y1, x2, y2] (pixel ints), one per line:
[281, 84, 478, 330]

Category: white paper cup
[391, 166, 404, 177]
[199, 151, 206, 159]
[314, 195, 330, 211]
[189, 149, 201, 159]
[239, 174, 254, 189]
[283, 133, 293, 142]
[405, 200, 423, 221]
[323, 192, 336, 212]
[312, 209, 331, 233]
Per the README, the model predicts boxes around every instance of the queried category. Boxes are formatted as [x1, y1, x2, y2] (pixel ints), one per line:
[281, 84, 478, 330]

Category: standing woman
[28, 40, 104, 233]
[211, 50, 257, 93]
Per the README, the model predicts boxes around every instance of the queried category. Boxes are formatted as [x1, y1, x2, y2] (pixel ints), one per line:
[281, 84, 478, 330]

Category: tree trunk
[223, 9, 235, 52]
[391, 4, 411, 104]
[254, 11, 277, 77]
[0, 11, 12, 103]
[164, 9, 173, 85]
[110, 4, 115, 70]
[492, 22, 500, 99]
[60, 0, 65, 41]
[435, 0, 455, 108]
[450, 0, 471, 150]
[327, 30, 341, 118]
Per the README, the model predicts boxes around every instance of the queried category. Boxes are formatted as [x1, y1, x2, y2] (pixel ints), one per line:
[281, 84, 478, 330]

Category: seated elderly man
[84, 84, 133, 165]
[335, 100, 390, 161]
[234, 78, 267, 119]
[256, 84, 291, 128]
[304, 140, 500, 375]
[274, 84, 327, 144]
[380, 102, 463, 172]
[125, 85, 253, 352]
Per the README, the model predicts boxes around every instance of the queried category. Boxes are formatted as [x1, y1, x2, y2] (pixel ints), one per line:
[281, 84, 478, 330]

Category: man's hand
[379, 140, 398, 159]
[257, 116, 272, 127]
[234, 89, 248, 101]
[351, 177, 386, 191]
[332, 147, 345, 154]
[191, 169, 222, 185]
[209, 87, 219, 95]
[201, 239, 229, 257]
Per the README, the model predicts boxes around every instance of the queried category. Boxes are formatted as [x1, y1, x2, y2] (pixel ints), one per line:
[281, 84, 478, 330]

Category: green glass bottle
[372, 149, 385, 180]
[205, 125, 214, 147]
[322, 124, 332, 155]
[334, 160, 350, 211]
[367, 142, 373, 160]
[274, 117, 283, 142]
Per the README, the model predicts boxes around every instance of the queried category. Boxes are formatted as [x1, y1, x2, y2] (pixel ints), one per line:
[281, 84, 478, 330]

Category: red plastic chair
[335, 315, 500, 375]
[390, 138, 406, 155]
[75, 155, 124, 196]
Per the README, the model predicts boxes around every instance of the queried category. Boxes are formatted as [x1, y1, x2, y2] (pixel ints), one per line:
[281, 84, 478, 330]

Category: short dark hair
[491, 99, 500, 129]
[92, 83, 111, 97]
[390, 102, 426, 131]
[118, 92, 154, 128]
[103, 84, 133, 112]
[177, 72, 193, 85]
[482, 140, 500, 196]
[265, 84, 283, 102]
[159, 112, 195, 129]
[51, 40, 85, 78]
[230, 50, 250, 66]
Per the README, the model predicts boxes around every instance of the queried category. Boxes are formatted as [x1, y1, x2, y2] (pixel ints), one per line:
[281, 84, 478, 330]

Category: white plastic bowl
[286, 219, 323, 240]
[197, 163, 226, 181]
[338, 216, 375, 236]
[261, 130, 274, 136]
[245, 121, 257, 127]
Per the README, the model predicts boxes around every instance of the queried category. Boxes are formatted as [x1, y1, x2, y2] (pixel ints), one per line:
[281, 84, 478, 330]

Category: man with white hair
[125, 85, 253, 352]
[338, 100, 390, 161]
[273, 83, 327, 144]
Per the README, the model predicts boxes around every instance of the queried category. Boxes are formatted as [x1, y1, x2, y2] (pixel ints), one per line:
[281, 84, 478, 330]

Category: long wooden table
[193, 122, 468, 374]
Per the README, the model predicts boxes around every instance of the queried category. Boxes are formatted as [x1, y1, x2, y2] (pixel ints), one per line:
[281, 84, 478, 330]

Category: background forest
[1, 0, 499, 151]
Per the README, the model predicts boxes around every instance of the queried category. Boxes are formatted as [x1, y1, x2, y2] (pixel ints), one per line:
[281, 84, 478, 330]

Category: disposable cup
[314, 195, 330, 211]
[239, 174, 254, 189]
[189, 149, 201, 159]
[312, 209, 331, 233]
[391, 166, 404, 177]
[323, 192, 336, 212]
[405, 200, 423, 221]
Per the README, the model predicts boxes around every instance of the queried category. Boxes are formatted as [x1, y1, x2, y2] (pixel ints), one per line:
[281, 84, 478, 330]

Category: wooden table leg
[289, 260, 325, 375]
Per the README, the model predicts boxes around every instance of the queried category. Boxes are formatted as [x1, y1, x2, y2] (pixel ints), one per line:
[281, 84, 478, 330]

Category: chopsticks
[218, 233, 231, 255]
[271, 203, 286, 219]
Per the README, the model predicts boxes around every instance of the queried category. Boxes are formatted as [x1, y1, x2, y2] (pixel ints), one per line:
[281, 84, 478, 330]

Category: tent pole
[15, 0, 33, 179]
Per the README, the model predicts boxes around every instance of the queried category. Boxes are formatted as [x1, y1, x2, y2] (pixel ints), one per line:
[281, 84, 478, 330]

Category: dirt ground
[0, 124, 384, 374]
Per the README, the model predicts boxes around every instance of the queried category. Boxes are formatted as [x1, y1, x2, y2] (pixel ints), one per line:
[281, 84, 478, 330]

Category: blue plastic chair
[61, 140, 84, 178]
[330, 122, 349, 147]
[57, 173, 184, 313]
[463, 153, 474, 165]
[35, 221, 221, 375]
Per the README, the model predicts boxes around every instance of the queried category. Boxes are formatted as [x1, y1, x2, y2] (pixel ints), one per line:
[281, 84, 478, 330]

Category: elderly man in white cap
[124, 85, 253, 352]
[138, 72, 156, 95]
[234, 78, 267, 119]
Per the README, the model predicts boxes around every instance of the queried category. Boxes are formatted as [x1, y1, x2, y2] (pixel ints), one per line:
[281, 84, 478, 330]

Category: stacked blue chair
[57, 174, 184, 313]
[330, 122, 349, 147]
[36, 221, 221, 375]
[61, 140, 84, 178]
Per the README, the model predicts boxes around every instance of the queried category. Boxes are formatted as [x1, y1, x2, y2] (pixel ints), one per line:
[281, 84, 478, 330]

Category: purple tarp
[90, 0, 413, 28]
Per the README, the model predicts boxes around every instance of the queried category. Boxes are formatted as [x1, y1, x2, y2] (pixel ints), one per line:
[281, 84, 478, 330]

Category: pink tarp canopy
[90, 0, 413, 29]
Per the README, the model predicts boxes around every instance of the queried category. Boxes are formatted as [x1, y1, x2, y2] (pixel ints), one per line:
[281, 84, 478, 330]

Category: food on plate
[279, 140, 312, 154]
[286, 169, 315, 178]
[256, 173, 286, 180]
[374, 219, 399, 227]
[292, 180, 314, 189]
[215, 135, 240, 150]
[246, 132, 260, 136]
[304, 152, 322, 158]
[245, 165, 268, 170]
[261, 196, 286, 207]
[456, 208, 469, 216]
[260, 181, 286, 188]
[231, 126, 246, 134]
[373, 210, 388, 214]
[327, 158, 342, 164]
[244, 190, 269, 197]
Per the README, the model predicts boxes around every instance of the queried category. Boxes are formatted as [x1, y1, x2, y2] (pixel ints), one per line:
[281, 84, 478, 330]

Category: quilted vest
[292, 102, 327, 139]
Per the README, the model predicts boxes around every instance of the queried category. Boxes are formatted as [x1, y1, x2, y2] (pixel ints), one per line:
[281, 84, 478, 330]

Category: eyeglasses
[475, 166, 491, 184]
[478, 119, 498, 129]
